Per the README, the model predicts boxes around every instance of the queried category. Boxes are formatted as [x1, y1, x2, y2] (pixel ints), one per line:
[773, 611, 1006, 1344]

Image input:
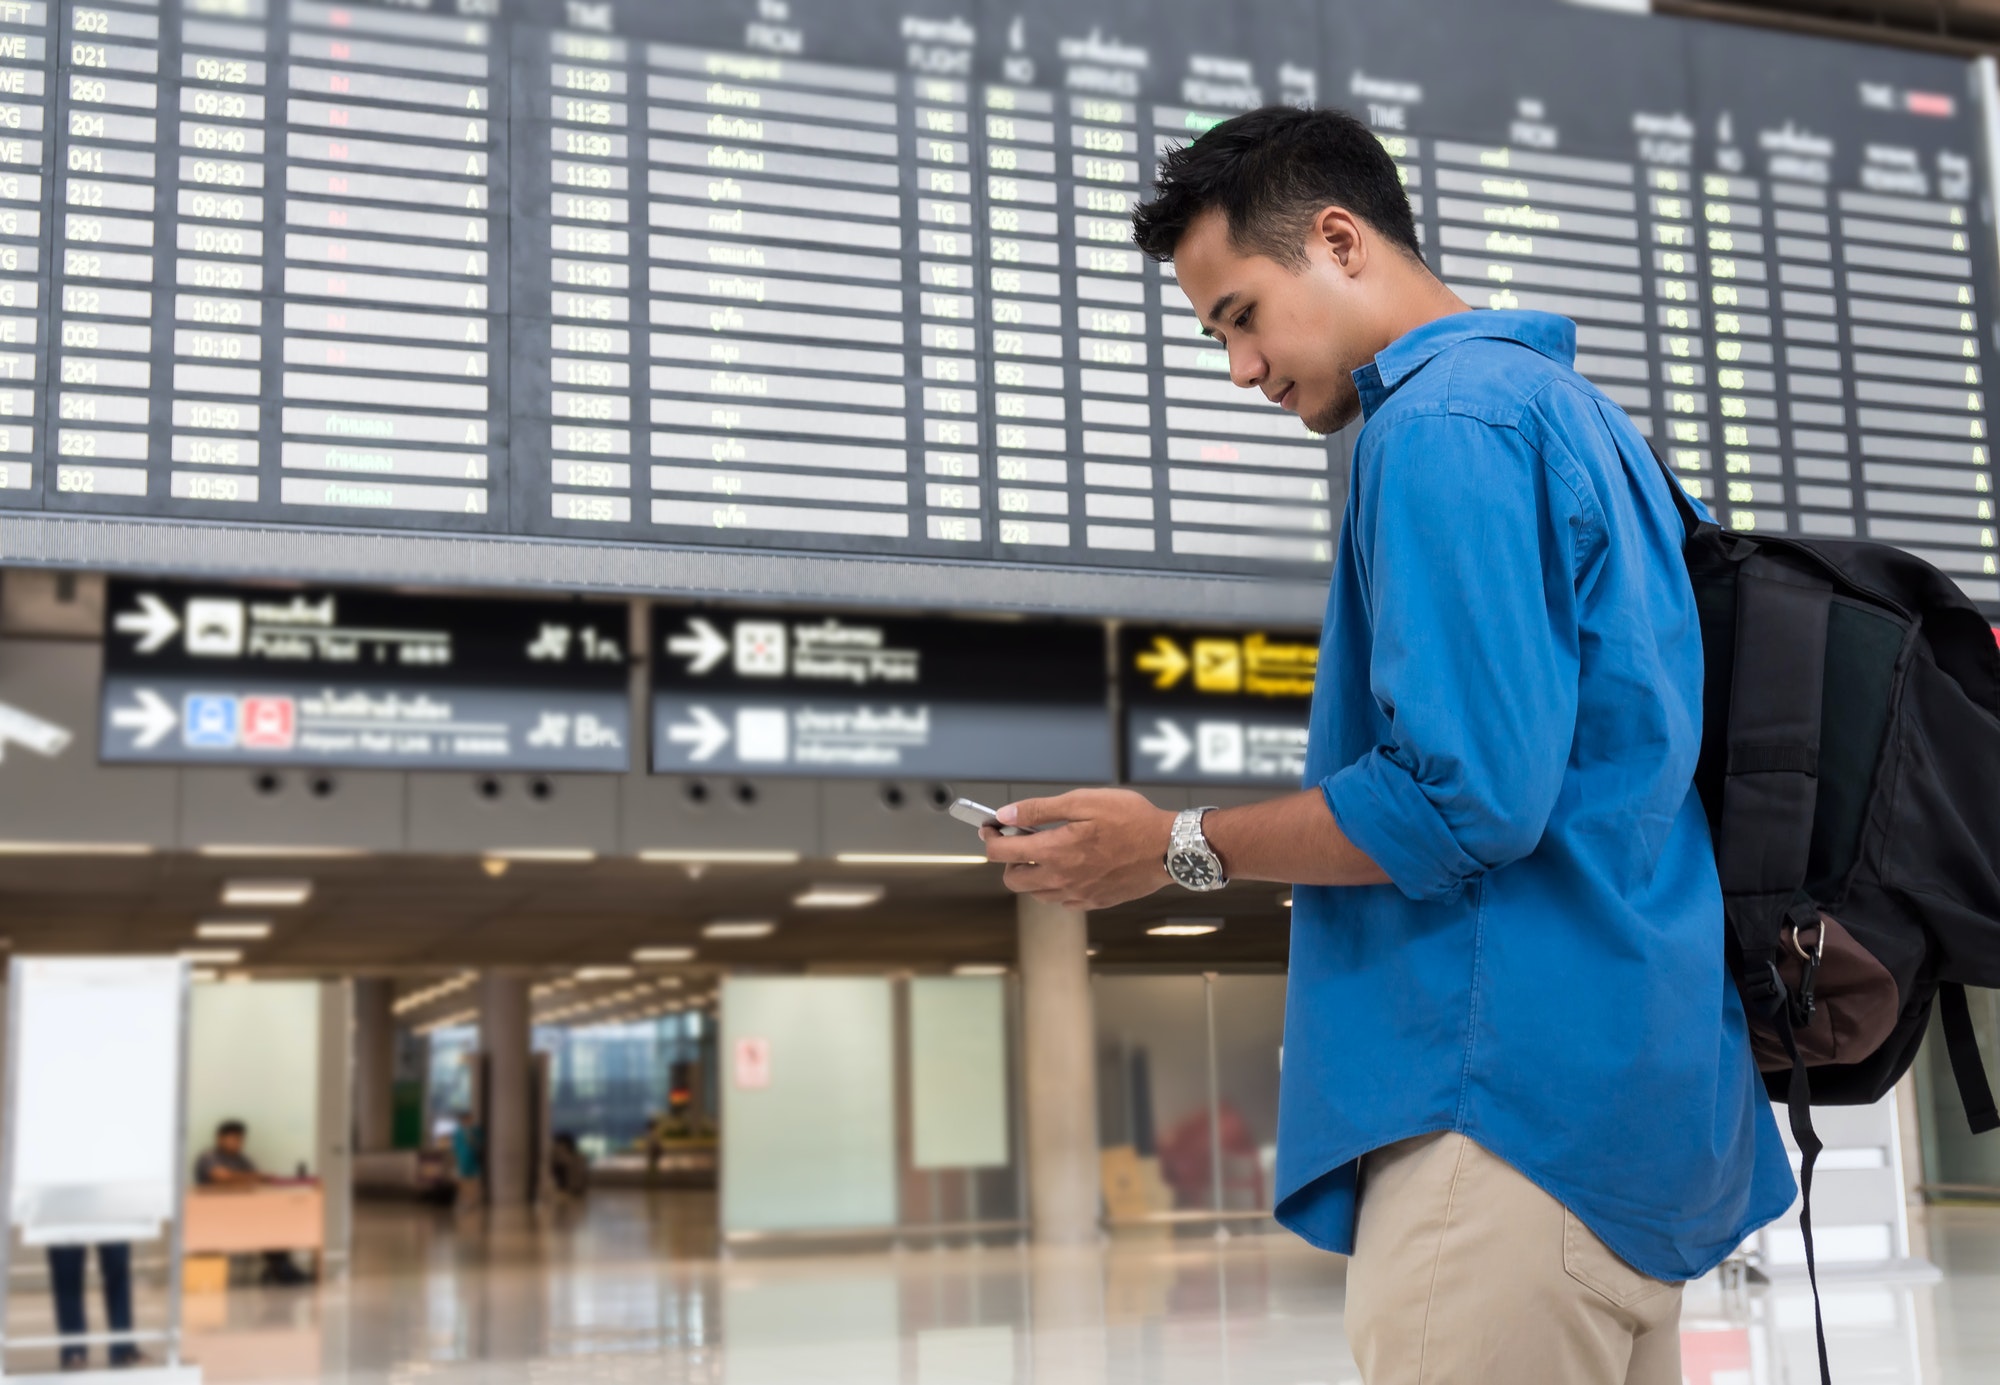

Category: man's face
[1171, 207, 1378, 435]
[218, 1131, 244, 1156]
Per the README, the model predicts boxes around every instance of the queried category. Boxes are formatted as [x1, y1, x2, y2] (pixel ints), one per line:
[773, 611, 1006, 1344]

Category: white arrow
[111, 688, 177, 749]
[113, 593, 181, 654]
[1137, 718, 1192, 773]
[667, 617, 729, 676]
[666, 705, 730, 762]
[0, 701, 71, 763]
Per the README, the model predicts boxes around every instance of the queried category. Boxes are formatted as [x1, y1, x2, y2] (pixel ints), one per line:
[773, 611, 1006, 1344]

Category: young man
[981, 106, 1797, 1385]
[193, 1119, 310, 1285]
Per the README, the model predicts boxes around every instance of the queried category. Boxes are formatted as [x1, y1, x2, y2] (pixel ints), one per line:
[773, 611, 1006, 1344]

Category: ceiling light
[793, 884, 885, 909]
[0, 841, 154, 856]
[190, 968, 219, 983]
[953, 963, 1008, 976]
[181, 948, 244, 965]
[1279, 893, 1292, 909]
[575, 965, 635, 981]
[833, 852, 987, 866]
[202, 845, 367, 859]
[639, 848, 801, 865]
[482, 858, 510, 878]
[632, 947, 695, 963]
[196, 921, 272, 941]
[1147, 920, 1222, 937]
[702, 920, 775, 940]
[221, 879, 314, 908]
[483, 847, 596, 863]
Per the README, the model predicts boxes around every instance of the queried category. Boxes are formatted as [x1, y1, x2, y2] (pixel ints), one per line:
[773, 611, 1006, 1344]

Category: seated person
[192, 1120, 309, 1286]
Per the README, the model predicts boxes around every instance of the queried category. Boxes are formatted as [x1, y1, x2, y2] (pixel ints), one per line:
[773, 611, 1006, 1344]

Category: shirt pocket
[1561, 1208, 1677, 1310]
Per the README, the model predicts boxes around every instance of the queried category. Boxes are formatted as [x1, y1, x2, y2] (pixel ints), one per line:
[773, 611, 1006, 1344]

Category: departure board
[0, 0, 1993, 616]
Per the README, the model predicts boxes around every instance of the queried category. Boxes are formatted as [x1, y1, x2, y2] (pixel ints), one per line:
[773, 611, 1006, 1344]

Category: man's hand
[981, 787, 1176, 911]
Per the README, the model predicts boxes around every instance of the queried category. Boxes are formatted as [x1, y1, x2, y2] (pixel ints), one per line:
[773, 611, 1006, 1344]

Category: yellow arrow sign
[1134, 635, 1190, 690]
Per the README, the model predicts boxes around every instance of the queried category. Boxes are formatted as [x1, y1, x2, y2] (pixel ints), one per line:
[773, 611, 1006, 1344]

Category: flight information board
[0, 0, 1992, 614]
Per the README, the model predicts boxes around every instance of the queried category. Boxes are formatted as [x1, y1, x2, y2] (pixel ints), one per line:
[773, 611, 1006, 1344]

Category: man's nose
[1229, 347, 1266, 391]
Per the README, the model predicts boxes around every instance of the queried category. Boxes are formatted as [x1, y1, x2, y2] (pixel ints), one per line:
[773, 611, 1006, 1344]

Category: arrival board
[0, 0, 1994, 610]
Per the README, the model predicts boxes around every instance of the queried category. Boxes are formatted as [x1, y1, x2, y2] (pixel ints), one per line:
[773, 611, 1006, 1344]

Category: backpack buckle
[1784, 905, 1824, 1029]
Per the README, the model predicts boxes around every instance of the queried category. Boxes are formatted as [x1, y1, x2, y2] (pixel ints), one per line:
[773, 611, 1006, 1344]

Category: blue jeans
[46, 1243, 137, 1367]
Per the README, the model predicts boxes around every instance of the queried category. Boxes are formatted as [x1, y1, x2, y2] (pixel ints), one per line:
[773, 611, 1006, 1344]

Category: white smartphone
[949, 796, 1036, 837]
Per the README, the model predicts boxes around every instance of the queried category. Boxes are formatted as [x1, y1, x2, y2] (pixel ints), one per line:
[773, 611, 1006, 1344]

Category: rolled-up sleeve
[1324, 412, 1585, 903]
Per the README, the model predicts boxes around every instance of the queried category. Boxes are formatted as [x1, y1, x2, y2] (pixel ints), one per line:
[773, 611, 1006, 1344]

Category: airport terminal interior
[0, 0, 1997, 1380]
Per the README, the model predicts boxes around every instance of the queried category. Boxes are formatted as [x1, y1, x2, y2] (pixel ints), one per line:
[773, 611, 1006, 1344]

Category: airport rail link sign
[1119, 624, 1316, 785]
[0, 1, 1983, 619]
[650, 605, 1110, 780]
[100, 578, 632, 769]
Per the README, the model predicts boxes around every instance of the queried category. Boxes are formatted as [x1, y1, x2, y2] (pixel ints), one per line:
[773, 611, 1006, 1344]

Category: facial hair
[1304, 370, 1362, 436]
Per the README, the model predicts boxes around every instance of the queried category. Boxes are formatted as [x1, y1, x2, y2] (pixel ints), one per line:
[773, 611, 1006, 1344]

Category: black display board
[1117, 622, 1313, 785]
[0, 1, 1993, 613]
[100, 577, 632, 767]
[650, 603, 1110, 778]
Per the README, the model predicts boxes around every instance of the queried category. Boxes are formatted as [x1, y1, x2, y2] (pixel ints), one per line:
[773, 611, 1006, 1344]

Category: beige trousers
[1344, 1132, 1685, 1385]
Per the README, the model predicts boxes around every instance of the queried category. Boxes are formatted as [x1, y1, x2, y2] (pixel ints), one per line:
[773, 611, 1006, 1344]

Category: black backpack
[1651, 448, 2000, 1384]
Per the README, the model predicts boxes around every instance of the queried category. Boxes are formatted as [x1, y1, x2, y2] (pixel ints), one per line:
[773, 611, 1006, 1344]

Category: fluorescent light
[190, 968, 220, 983]
[0, 841, 154, 856]
[575, 965, 636, 981]
[834, 852, 987, 866]
[631, 947, 695, 963]
[793, 884, 885, 909]
[702, 919, 775, 940]
[181, 948, 244, 965]
[953, 963, 1008, 976]
[639, 848, 801, 865]
[221, 879, 314, 907]
[482, 847, 596, 863]
[196, 920, 272, 941]
[201, 845, 366, 859]
[1146, 920, 1222, 937]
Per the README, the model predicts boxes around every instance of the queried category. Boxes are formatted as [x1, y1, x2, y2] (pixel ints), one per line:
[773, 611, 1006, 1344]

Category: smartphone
[949, 797, 1036, 837]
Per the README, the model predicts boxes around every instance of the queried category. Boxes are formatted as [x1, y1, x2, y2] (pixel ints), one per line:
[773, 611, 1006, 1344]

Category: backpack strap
[1940, 982, 2000, 1134]
[1644, 444, 1705, 544]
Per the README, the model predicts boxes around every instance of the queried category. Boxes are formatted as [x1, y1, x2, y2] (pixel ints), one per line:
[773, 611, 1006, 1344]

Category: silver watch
[1165, 806, 1228, 892]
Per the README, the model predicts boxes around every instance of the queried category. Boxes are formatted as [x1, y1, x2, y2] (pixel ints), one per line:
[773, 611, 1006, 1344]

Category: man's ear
[1314, 205, 1368, 276]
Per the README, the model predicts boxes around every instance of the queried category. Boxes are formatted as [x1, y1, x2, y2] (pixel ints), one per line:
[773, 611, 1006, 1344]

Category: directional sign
[101, 581, 632, 771]
[651, 607, 1110, 781]
[1118, 626, 1318, 787]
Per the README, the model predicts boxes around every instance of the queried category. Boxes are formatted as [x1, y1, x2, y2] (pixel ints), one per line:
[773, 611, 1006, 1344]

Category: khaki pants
[1345, 1132, 1685, 1385]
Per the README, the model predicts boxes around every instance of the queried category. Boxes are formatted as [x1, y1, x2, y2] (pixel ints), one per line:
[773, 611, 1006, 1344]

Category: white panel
[909, 977, 1008, 1170]
[9, 957, 184, 1243]
[187, 980, 322, 1179]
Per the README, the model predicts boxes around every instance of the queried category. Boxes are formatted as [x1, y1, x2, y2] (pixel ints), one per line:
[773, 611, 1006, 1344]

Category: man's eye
[1233, 309, 1252, 329]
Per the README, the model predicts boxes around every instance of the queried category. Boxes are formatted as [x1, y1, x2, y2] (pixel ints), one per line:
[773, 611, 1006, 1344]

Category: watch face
[1170, 850, 1218, 889]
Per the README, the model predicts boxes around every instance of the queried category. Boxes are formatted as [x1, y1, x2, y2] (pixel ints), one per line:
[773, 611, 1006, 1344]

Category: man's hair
[217, 1120, 246, 1139]
[1132, 106, 1422, 267]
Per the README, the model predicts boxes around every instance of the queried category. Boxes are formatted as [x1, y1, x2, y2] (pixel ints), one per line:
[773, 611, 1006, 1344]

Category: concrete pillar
[353, 978, 397, 1154]
[1017, 895, 1099, 1244]
[479, 972, 533, 1207]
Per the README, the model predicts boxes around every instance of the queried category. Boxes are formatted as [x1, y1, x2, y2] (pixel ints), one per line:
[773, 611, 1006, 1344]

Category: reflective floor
[9, 1191, 1997, 1383]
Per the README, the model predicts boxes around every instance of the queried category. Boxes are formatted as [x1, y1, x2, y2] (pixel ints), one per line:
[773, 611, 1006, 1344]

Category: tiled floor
[10, 1190, 1997, 1382]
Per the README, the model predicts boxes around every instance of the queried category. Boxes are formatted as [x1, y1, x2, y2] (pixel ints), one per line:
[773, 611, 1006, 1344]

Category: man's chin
[1304, 400, 1358, 435]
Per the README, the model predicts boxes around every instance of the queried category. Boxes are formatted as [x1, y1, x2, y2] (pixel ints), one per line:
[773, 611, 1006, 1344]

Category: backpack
[1650, 446, 2000, 1385]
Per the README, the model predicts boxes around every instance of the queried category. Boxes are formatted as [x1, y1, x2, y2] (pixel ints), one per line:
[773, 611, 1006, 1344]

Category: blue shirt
[1275, 310, 1796, 1281]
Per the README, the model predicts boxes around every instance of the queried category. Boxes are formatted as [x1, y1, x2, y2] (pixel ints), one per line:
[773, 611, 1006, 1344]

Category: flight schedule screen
[0, 0, 1996, 611]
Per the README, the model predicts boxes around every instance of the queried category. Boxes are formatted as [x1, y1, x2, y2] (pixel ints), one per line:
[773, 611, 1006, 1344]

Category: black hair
[1132, 106, 1423, 267]
[217, 1120, 246, 1139]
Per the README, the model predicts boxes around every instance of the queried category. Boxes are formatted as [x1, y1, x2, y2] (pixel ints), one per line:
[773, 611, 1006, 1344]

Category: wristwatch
[1165, 806, 1228, 891]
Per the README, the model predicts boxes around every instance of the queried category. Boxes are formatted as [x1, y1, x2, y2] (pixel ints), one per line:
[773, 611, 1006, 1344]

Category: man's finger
[982, 829, 1047, 865]
[996, 788, 1091, 829]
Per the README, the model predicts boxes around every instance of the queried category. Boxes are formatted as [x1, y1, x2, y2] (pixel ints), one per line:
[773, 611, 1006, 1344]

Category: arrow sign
[113, 592, 181, 655]
[666, 704, 730, 762]
[0, 701, 71, 763]
[1137, 717, 1192, 773]
[111, 688, 177, 749]
[667, 617, 729, 675]
[1134, 635, 1189, 690]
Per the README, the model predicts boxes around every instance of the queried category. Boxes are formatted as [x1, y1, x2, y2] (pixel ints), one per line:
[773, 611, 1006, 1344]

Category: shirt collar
[1351, 310, 1578, 420]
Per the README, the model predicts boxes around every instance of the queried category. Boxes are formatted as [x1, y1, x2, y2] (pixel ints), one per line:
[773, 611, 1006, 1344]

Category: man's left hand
[981, 787, 1176, 911]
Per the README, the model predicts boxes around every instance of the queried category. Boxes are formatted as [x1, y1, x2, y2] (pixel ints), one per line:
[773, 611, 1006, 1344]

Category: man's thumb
[998, 793, 1074, 828]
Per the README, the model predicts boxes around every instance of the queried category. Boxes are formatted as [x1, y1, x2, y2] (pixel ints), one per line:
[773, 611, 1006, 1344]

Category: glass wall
[1917, 988, 2000, 1195]
[536, 1012, 713, 1162]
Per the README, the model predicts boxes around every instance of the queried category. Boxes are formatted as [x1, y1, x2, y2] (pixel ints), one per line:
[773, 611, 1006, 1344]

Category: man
[983, 106, 1797, 1385]
[193, 1120, 309, 1285]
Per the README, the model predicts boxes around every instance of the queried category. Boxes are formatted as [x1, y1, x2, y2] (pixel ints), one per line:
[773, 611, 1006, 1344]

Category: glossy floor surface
[8, 1190, 1996, 1383]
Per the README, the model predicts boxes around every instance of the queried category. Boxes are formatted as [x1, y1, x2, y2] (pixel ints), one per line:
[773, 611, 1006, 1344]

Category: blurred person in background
[984, 105, 1795, 1385]
[193, 1119, 310, 1285]
[45, 1241, 140, 1371]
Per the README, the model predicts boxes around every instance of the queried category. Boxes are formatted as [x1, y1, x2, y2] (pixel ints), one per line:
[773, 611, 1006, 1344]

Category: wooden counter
[183, 1185, 324, 1256]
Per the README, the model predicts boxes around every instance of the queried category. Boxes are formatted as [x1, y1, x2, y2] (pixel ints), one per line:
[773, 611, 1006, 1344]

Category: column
[479, 971, 532, 1208]
[1016, 894, 1098, 1244]
[352, 976, 396, 1154]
